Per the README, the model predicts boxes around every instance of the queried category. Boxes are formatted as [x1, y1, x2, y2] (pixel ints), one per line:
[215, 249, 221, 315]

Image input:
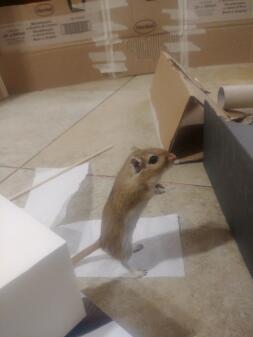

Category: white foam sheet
[55, 214, 184, 278]
[25, 163, 89, 227]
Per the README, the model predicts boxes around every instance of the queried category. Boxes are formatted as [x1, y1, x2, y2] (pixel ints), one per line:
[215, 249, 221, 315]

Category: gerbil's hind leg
[121, 261, 147, 278]
[155, 183, 166, 194]
[133, 243, 144, 253]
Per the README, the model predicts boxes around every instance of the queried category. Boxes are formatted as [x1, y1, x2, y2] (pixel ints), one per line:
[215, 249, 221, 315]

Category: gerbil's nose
[168, 152, 177, 161]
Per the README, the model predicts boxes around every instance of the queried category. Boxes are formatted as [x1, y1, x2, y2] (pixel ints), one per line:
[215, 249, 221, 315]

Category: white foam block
[55, 214, 185, 278]
[0, 195, 85, 337]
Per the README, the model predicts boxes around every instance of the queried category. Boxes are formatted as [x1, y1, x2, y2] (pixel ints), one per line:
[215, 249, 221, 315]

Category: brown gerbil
[71, 147, 176, 277]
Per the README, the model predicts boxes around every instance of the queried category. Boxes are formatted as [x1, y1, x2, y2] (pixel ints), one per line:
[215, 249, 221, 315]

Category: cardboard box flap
[151, 51, 205, 158]
[179, 96, 204, 127]
[151, 51, 194, 149]
[167, 53, 210, 98]
[170, 97, 204, 157]
[151, 51, 232, 162]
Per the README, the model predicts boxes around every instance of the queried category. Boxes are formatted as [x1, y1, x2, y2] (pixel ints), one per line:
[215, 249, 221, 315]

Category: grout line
[0, 164, 34, 171]
[0, 77, 134, 185]
[88, 173, 115, 179]
[87, 173, 212, 188]
[10, 145, 113, 201]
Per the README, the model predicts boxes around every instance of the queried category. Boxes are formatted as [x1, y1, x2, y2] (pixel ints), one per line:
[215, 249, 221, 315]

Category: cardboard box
[0, 0, 253, 94]
[0, 195, 85, 337]
[0, 32, 171, 93]
[150, 51, 230, 163]
[204, 101, 253, 277]
[0, 73, 8, 99]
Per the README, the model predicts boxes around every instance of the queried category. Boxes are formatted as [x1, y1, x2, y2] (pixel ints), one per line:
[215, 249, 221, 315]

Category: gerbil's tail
[71, 240, 100, 265]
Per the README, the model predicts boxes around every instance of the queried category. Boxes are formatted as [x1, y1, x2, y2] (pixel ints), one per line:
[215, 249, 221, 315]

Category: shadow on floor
[83, 280, 197, 337]
[53, 172, 94, 227]
[65, 297, 112, 337]
[74, 224, 232, 271]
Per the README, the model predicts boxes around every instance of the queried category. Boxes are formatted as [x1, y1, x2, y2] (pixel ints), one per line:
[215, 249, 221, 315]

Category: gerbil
[71, 147, 176, 277]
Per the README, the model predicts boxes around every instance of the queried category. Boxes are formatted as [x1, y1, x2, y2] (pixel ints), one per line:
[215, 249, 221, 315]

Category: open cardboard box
[150, 51, 230, 164]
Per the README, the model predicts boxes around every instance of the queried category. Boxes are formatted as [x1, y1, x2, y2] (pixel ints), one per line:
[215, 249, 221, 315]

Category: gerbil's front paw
[131, 269, 147, 278]
[133, 243, 144, 253]
[155, 183, 166, 194]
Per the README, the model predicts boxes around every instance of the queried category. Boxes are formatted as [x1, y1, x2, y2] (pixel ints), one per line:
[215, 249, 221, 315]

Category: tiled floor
[1, 68, 253, 337]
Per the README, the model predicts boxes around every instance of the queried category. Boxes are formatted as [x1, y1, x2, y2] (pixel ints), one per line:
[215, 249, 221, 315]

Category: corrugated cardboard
[150, 51, 228, 163]
[0, 33, 171, 93]
[0, 0, 253, 94]
[0, 74, 8, 99]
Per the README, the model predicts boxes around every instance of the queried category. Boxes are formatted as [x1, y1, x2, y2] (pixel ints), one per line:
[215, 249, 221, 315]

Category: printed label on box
[188, 0, 253, 22]
[0, 13, 93, 52]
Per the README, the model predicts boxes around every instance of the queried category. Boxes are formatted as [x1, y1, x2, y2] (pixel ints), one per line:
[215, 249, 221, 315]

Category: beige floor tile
[0, 167, 15, 182]
[52, 77, 131, 93]
[26, 90, 160, 176]
[6, 168, 249, 337]
[25, 83, 211, 187]
[0, 77, 131, 167]
[2, 67, 253, 337]
[0, 168, 35, 201]
[162, 162, 211, 187]
[121, 74, 154, 92]
[74, 181, 253, 337]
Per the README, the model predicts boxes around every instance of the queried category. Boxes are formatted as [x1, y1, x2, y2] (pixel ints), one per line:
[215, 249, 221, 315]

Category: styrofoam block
[0, 195, 85, 337]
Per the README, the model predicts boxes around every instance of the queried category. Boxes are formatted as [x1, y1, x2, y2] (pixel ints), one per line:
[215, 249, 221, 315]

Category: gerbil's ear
[131, 157, 145, 174]
[131, 146, 141, 152]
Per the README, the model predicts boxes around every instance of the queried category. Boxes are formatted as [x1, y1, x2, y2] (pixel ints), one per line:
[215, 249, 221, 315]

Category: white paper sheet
[55, 214, 184, 278]
[25, 163, 89, 228]
[81, 321, 133, 337]
[24, 164, 184, 278]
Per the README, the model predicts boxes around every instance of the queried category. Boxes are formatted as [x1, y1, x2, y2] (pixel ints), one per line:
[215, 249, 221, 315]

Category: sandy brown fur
[72, 147, 175, 275]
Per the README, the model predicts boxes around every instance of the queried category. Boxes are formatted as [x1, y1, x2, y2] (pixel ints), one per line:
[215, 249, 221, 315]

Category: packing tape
[164, 41, 200, 53]
[94, 62, 127, 73]
[92, 34, 122, 46]
[83, 0, 128, 75]
[89, 51, 126, 62]
[73, 0, 128, 11]
[162, 1, 206, 68]
[92, 21, 127, 33]
[179, 0, 189, 68]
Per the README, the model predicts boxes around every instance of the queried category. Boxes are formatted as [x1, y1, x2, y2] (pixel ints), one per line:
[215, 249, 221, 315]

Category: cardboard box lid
[150, 51, 228, 163]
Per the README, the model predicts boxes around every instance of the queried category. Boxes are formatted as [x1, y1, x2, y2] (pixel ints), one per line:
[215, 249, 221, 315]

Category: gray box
[204, 101, 253, 276]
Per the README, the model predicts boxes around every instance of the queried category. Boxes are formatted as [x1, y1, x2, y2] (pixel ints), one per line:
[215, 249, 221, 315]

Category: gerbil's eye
[148, 155, 158, 164]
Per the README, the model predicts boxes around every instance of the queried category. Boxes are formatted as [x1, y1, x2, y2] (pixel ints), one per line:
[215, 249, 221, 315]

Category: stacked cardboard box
[0, 0, 252, 94]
